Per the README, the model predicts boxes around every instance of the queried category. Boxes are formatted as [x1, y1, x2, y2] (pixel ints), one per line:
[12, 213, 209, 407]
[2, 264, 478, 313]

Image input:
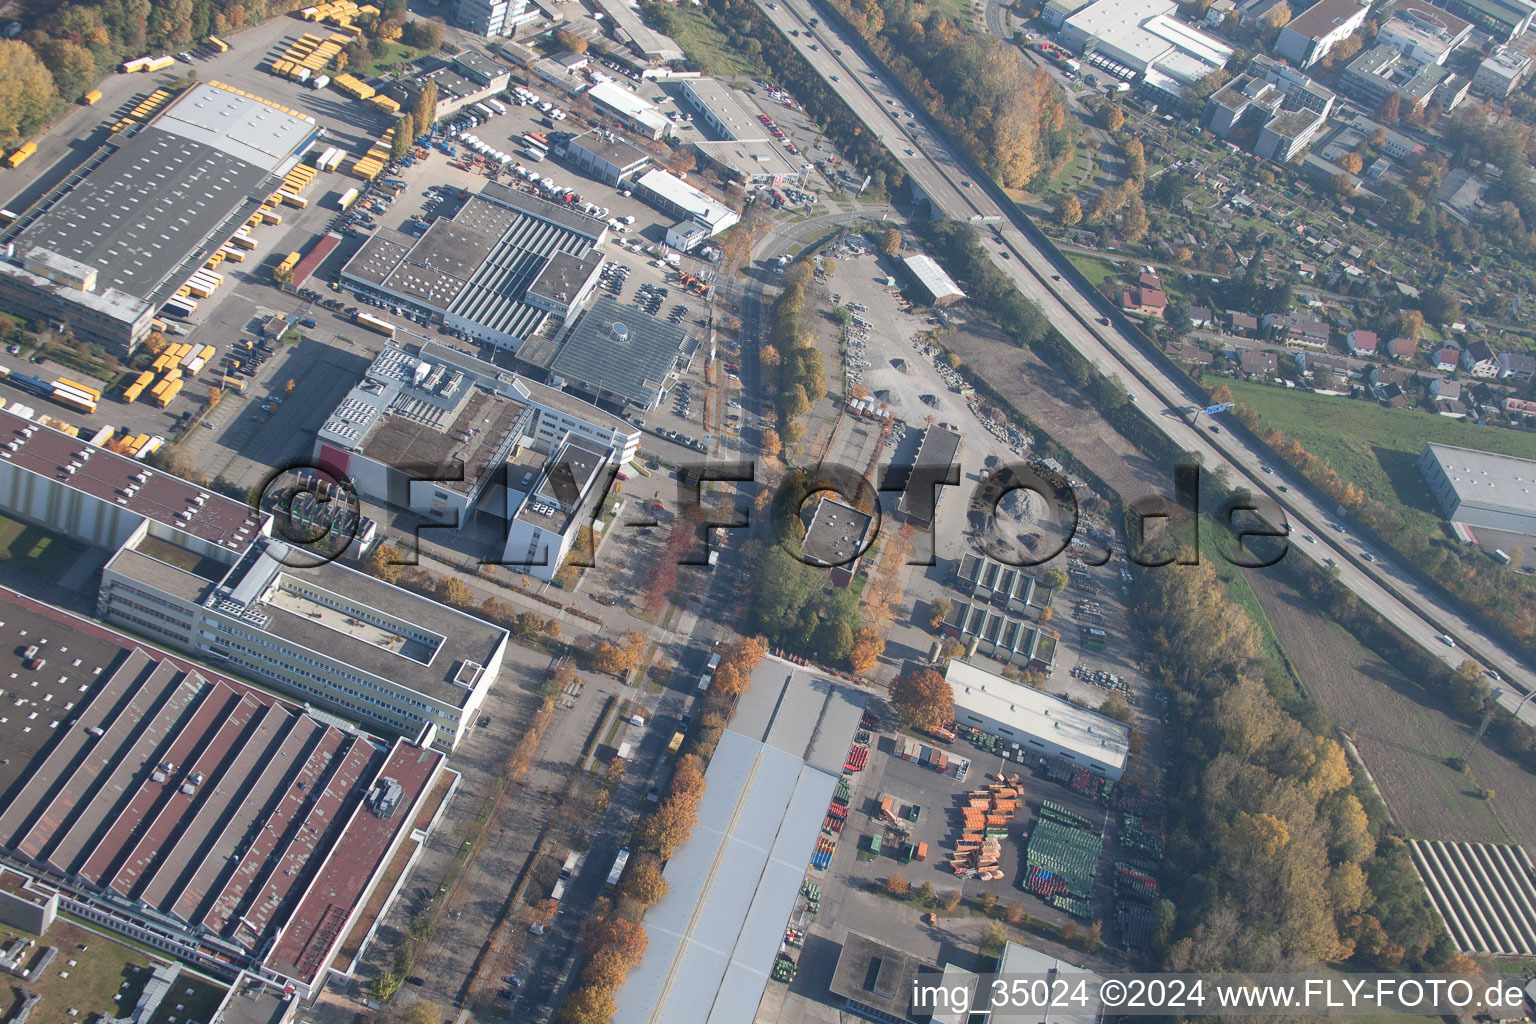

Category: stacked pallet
[946, 784, 1020, 880]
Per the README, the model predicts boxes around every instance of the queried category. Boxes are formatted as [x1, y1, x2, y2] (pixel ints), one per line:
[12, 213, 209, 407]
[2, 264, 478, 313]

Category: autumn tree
[590, 640, 628, 675]
[363, 543, 404, 584]
[1123, 137, 1146, 180]
[437, 575, 473, 608]
[880, 227, 903, 255]
[1055, 195, 1082, 227]
[937, 889, 963, 911]
[890, 669, 954, 733]
[1120, 196, 1150, 244]
[762, 427, 783, 459]
[579, 915, 649, 965]
[1375, 93, 1401, 124]
[635, 799, 698, 858]
[619, 854, 669, 906]
[724, 635, 767, 670]
[1339, 152, 1363, 175]
[579, 946, 630, 991]
[0, 41, 60, 150]
[555, 28, 589, 54]
[885, 874, 910, 897]
[556, 985, 616, 1024]
[530, 898, 558, 926]
[398, 1001, 443, 1024]
[1101, 103, 1125, 132]
[410, 76, 438, 131]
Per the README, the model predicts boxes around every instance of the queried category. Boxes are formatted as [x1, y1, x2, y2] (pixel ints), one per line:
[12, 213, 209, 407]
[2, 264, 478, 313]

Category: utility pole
[1460, 687, 1535, 762]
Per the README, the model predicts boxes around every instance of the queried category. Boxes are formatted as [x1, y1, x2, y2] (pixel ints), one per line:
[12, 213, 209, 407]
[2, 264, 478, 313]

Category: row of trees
[762, 259, 826, 452]
[824, 0, 1076, 190]
[1145, 555, 1457, 970]
[556, 637, 768, 1024]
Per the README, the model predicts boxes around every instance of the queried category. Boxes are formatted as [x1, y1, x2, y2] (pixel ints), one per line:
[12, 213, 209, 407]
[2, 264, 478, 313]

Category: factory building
[0, 591, 451, 998]
[316, 341, 640, 582]
[340, 183, 607, 351]
[561, 130, 652, 185]
[632, 168, 741, 250]
[1059, 0, 1234, 101]
[0, 82, 320, 355]
[1273, 0, 1370, 67]
[946, 660, 1129, 781]
[1419, 442, 1536, 538]
[0, 405, 506, 751]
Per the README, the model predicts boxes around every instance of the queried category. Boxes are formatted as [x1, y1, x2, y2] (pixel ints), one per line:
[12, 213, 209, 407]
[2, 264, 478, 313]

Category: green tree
[1446, 660, 1489, 718]
[411, 77, 438, 131]
[35, 40, 96, 102]
[390, 115, 415, 161]
[397, 1001, 442, 1024]
[1043, 567, 1069, 592]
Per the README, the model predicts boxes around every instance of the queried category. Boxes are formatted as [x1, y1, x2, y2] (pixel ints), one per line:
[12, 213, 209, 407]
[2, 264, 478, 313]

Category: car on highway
[1278, 485, 1288, 492]
[1303, 534, 1315, 543]
[1361, 552, 1376, 562]
[1439, 634, 1456, 647]
[830, 74, 839, 80]
[905, 148, 915, 155]
[1261, 465, 1272, 474]
[962, 180, 972, 187]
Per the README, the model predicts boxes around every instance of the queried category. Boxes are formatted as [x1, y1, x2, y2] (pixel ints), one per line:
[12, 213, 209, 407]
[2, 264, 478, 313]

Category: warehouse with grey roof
[546, 294, 691, 410]
[1419, 442, 1536, 538]
[340, 183, 607, 351]
[0, 82, 320, 355]
[902, 253, 965, 307]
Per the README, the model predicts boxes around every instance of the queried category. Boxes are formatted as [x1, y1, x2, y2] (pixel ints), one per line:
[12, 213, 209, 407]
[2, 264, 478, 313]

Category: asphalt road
[756, 0, 1536, 726]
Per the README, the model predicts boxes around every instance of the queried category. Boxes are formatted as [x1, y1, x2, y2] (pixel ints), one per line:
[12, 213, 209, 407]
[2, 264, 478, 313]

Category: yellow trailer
[6, 143, 38, 169]
[83, 89, 103, 105]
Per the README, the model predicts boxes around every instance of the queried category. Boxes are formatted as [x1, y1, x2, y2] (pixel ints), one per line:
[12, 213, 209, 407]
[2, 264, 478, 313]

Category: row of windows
[209, 634, 428, 721]
[211, 620, 439, 714]
[212, 645, 427, 730]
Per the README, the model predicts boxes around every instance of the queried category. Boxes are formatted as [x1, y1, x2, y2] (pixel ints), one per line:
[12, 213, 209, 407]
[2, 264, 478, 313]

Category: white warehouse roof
[614, 662, 866, 1024]
[1422, 442, 1536, 515]
[635, 169, 739, 231]
[588, 80, 671, 135]
[1064, 0, 1232, 74]
[945, 659, 1129, 772]
[902, 253, 965, 303]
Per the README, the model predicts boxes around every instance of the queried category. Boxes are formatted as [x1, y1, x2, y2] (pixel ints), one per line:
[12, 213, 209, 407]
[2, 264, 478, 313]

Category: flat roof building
[614, 661, 866, 1024]
[691, 138, 801, 186]
[561, 129, 651, 185]
[1473, 44, 1533, 96]
[946, 659, 1129, 779]
[679, 77, 762, 141]
[1274, 0, 1370, 67]
[0, 403, 507, 751]
[800, 495, 873, 587]
[0, 589, 448, 998]
[1060, 0, 1234, 99]
[1375, 1, 1472, 64]
[902, 253, 966, 306]
[340, 182, 607, 351]
[549, 293, 690, 410]
[0, 82, 320, 355]
[588, 80, 672, 139]
[1437, 0, 1535, 42]
[827, 932, 935, 1023]
[386, 52, 513, 118]
[891, 423, 962, 527]
[592, 0, 686, 61]
[1419, 442, 1536, 537]
[992, 942, 1105, 1023]
[633, 168, 742, 247]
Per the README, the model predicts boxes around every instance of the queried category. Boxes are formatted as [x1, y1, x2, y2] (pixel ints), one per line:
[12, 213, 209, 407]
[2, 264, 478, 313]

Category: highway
[754, 0, 1536, 726]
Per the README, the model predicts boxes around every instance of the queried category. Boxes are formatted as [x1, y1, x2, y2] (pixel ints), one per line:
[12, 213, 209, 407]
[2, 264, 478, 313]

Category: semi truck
[354, 312, 396, 338]
[604, 847, 630, 889]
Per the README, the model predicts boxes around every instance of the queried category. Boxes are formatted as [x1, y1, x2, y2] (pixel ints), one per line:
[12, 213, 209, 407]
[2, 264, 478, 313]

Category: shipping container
[54, 377, 101, 402]
[50, 384, 98, 414]
[550, 878, 566, 902]
[162, 296, 198, 317]
[276, 189, 309, 209]
[229, 232, 257, 250]
[338, 186, 359, 210]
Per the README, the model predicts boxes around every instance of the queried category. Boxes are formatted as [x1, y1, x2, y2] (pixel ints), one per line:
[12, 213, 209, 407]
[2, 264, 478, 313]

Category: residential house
[1241, 349, 1278, 377]
[1188, 305, 1213, 327]
[1374, 381, 1409, 406]
[1436, 397, 1468, 417]
[1386, 336, 1419, 361]
[1266, 312, 1331, 349]
[1138, 270, 1163, 291]
[1429, 377, 1461, 400]
[1166, 340, 1218, 365]
[1430, 343, 1461, 372]
[1296, 352, 1351, 390]
[1497, 351, 1536, 381]
[1227, 311, 1260, 336]
[1345, 329, 1379, 356]
[1363, 364, 1409, 386]
[1504, 396, 1536, 416]
[1121, 286, 1167, 317]
[1461, 341, 1501, 377]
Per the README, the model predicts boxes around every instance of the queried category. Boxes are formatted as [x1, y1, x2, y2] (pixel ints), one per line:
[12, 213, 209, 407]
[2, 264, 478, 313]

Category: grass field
[0, 513, 89, 578]
[1226, 379, 1536, 544]
[653, 5, 758, 77]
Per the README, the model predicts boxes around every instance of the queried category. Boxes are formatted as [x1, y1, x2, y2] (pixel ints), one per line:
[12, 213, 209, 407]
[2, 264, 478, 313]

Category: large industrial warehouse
[614, 662, 866, 1024]
[1418, 442, 1536, 538]
[0, 590, 449, 999]
[340, 183, 608, 351]
[0, 82, 320, 355]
